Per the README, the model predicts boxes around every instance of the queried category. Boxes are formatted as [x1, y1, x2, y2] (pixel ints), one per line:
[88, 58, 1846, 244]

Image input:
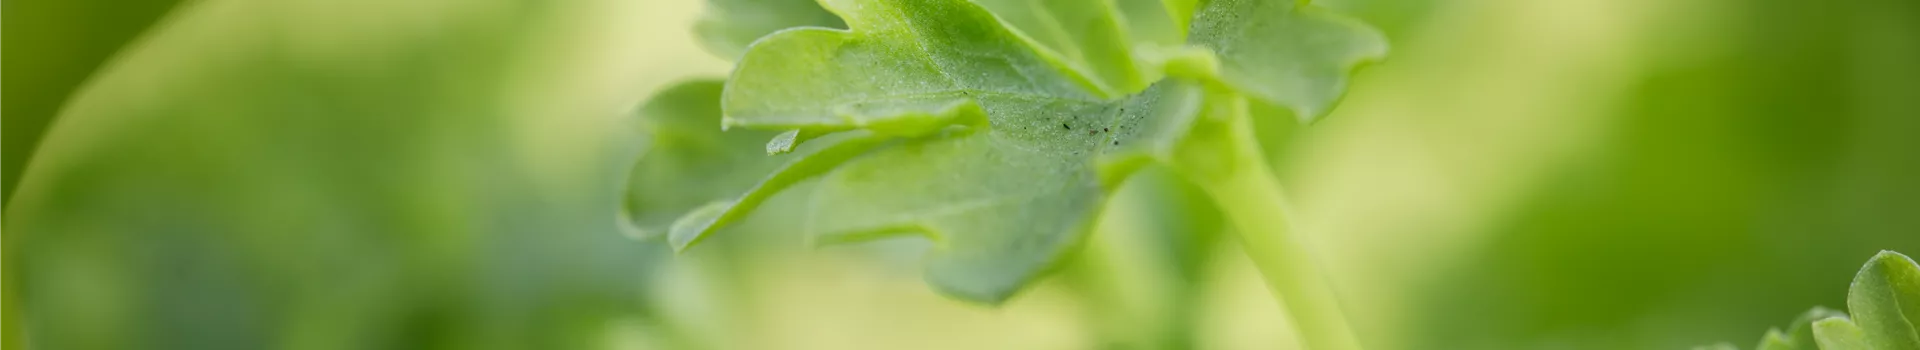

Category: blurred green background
[4, 0, 1917, 349]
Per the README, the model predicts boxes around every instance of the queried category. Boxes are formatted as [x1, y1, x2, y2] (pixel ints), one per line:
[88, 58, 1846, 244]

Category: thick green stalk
[1185, 95, 1361, 350]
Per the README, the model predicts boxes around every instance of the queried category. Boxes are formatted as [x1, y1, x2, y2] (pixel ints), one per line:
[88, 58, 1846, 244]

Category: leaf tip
[1870, 250, 1917, 266]
[926, 277, 1018, 307]
[1851, 250, 1919, 287]
[1810, 316, 1869, 349]
[667, 201, 735, 252]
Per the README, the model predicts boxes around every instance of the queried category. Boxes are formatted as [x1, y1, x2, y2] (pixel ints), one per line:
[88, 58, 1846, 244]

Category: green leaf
[1815, 317, 1874, 350]
[1844, 250, 1920, 349]
[1, 0, 181, 210]
[1114, 0, 1186, 46]
[694, 0, 847, 59]
[1161, 0, 1200, 34]
[630, 83, 898, 249]
[665, 129, 892, 250]
[626, 79, 789, 238]
[1758, 307, 1847, 350]
[971, 0, 1146, 95]
[689, 0, 1380, 303]
[1185, 0, 1387, 122]
[721, 0, 1102, 134]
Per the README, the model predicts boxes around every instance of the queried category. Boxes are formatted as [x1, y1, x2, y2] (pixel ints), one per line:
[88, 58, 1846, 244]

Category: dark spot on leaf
[1062, 124, 1071, 130]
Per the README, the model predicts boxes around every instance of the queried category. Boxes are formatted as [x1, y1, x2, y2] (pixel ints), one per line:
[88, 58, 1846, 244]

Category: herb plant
[1700, 251, 1920, 350]
[629, 0, 1385, 348]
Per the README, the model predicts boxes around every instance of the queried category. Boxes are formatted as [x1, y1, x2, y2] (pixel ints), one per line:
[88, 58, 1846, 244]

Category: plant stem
[1191, 106, 1361, 350]
[1, 226, 16, 350]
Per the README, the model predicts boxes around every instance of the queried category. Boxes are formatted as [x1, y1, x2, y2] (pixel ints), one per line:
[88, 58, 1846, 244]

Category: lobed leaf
[626, 80, 788, 238]
[666, 130, 892, 250]
[1704, 252, 1920, 350]
[722, 0, 1102, 134]
[1844, 250, 1920, 349]
[1185, 0, 1388, 122]
[799, 82, 1206, 302]
[676, 0, 1383, 303]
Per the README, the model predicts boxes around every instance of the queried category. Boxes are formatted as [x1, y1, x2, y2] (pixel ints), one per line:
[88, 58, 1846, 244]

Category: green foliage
[1710, 251, 1920, 350]
[1846, 251, 1920, 349]
[1813, 318, 1871, 350]
[625, 79, 786, 237]
[1, 0, 182, 209]
[1758, 308, 1846, 350]
[693, 0, 846, 59]
[971, 0, 1145, 95]
[633, 0, 1384, 304]
[1184, 0, 1387, 122]
[5, 1, 655, 348]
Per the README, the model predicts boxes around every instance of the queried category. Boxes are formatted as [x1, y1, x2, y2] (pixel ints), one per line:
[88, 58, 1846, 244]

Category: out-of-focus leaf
[1694, 343, 1740, 350]
[1757, 307, 1847, 350]
[1186, 0, 1387, 122]
[662, 129, 891, 249]
[626, 79, 787, 238]
[1113, 0, 1184, 46]
[1844, 251, 1920, 349]
[5, 0, 655, 348]
[1814, 317, 1873, 350]
[1161, 0, 1199, 35]
[693, 0, 846, 60]
[1, 0, 182, 209]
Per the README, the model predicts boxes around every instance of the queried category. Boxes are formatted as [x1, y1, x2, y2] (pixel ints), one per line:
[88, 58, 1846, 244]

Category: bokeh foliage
[6, 0, 1920, 349]
[6, 0, 663, 348]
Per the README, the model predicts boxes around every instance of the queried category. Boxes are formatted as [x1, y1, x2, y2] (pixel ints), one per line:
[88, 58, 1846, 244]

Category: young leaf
[1814, 317, 1873, 350]
[1844, 250, 1920, 349]
[1757, 307, 1848, 350]
[693, 0, 847, 59]
[1709, 252, 1920, 350]
[1186, 0, 1388, 122]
